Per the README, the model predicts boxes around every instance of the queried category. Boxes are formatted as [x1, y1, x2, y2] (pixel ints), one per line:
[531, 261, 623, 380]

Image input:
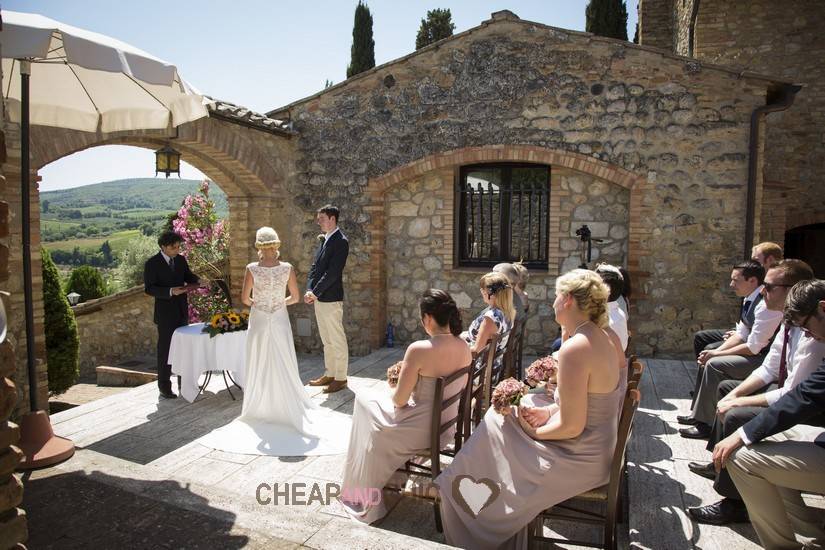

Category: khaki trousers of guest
[314, 300, 348, 381]
[728, 425, 825, 550]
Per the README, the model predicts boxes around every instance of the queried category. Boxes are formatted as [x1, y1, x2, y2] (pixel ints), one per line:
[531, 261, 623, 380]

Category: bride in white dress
[199, 227, 351, 456]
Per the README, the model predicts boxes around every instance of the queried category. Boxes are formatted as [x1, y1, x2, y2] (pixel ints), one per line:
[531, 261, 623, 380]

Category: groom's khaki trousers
[315, 300, 348, 381]
[728, 425, 825, 550]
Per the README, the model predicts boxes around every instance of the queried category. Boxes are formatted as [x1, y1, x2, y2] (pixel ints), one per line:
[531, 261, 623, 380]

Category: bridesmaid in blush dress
[340, 289, 472, 524]
[435, 269, 624, 550]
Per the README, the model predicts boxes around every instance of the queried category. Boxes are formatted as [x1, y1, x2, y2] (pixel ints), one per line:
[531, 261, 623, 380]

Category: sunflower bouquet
[202, 311, 250, 337]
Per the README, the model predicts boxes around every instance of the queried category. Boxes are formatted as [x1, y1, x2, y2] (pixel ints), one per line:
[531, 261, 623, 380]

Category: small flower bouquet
[525, 355, 558, 387]
[387, 361, 403, 387]
[491, 377, 528, 415]
[202, 311, 249, 338]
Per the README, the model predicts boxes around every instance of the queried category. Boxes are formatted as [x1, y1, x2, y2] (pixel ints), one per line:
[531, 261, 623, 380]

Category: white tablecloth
[168, 323, 247, 402]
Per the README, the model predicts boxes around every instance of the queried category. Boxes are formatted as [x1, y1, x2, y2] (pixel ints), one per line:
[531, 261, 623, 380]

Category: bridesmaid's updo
[419, 289, 463, 337]
[555, 269, 609, 328]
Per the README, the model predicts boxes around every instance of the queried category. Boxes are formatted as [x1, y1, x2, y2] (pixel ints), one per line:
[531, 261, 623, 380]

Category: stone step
[96, 365, 157, 387]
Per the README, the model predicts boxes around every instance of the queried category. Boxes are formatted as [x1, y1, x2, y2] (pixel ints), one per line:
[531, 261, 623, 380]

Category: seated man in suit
[751, 241, 783, 269]
[712, 279, 825, 549]
[687, 265, 821, 525]
[144, 231, 200, 398]
[680, 260, 783, 438]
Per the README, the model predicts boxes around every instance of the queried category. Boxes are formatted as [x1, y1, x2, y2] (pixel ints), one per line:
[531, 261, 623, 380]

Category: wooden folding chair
[465, 334, 498, 436]
[501, 318, 525, 381]
[528, 388, 641, 550]
[627, 357, 645, 391]
[385, 363, 472, 532]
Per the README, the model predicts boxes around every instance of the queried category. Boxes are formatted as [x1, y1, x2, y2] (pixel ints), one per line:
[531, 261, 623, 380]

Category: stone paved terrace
[23, 349, 822, 549]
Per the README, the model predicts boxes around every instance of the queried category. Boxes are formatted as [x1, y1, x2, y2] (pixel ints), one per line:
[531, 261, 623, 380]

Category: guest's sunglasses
[762, 282, 793, 293]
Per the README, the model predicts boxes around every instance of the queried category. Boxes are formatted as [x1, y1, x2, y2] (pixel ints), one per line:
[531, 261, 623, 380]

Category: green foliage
[66, 265, 105, 303]
[112, 234, 159, 291]
[415, 8, 455, 50]
[633, 21, 639, 43]
[585, 0, 629, 41]
[41, 248, 79, 395]
[100, 240, 112, 264]
[324, 79, 334, 89]
[347, 0, 375, 78]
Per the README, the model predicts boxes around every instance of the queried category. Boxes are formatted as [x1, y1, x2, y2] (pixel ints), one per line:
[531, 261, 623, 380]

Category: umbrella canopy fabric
[0, 10, 210, 133]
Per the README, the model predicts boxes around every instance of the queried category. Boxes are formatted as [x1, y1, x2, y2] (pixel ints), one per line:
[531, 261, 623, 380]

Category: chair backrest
[465, 333, 499, 436]
[627, 358, 645, 391]
[605, 388, 641, 522]
[429, 363, 472, 478]
[501, 317, 523, 380]
[625, 355, 637, 383]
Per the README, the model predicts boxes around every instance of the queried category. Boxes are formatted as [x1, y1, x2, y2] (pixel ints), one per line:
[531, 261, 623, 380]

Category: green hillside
[41, 178, 227, 267]
[40, 178, 227, 244]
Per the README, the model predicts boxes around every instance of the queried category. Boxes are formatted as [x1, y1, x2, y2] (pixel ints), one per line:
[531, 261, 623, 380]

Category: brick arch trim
[369, 145, 644, 194]
[360, 144, 652, 350]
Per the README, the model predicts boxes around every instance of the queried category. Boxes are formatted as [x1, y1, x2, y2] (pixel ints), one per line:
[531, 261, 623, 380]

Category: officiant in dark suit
[305, 205, 350, 394]
[144, 231, 200, 398]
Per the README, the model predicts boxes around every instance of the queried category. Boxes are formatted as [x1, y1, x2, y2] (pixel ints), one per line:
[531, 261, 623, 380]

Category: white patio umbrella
[1, 10, 210, 132]
[0, 10, 211, 469]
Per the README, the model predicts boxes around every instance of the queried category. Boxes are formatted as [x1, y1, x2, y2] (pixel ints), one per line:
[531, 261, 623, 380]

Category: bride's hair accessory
[595, 263, 623, 280]
[255, 227, 281, 250]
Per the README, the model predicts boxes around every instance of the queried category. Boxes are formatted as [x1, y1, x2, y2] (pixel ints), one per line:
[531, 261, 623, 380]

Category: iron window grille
[456, 163, 550, 269]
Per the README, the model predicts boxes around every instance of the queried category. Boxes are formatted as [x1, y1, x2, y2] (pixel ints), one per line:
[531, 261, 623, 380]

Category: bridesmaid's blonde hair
[555, 269, 609, 328]
[479, 272, 516, 322]
[254, 227, 281, 260]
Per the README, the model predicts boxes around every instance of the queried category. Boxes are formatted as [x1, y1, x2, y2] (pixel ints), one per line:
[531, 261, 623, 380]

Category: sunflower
[227, 313, 241, 325]
[210, 313, 223, 328]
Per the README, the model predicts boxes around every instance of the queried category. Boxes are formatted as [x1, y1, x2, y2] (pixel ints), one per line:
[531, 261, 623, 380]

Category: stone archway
[2, 111, 294, 413]
[357, 144, 651, 351]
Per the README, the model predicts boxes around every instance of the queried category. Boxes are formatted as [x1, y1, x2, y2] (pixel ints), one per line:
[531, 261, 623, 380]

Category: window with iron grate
[456, 164, 550, 269]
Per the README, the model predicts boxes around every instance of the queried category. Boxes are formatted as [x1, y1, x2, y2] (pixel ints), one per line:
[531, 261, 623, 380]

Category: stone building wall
[384, 166, 629, 353]
[271, 13, 778, 356]
[71, 286, 156, 380]
[690, 0, 825, 244]
[0, 37, 28, 548]
[638, 0, 675, 51]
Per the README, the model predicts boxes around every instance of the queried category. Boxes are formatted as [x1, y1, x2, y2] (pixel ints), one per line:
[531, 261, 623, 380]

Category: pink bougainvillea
[172, 180, 231, 322]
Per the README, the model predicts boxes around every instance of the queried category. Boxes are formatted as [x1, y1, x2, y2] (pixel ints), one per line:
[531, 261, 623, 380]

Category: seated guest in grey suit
[679, 260, 783, 439]
[687, 272, 822, 525]
[711, 279, 825, 548]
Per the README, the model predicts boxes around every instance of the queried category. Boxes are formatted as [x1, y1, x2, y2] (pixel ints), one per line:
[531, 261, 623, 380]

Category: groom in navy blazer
[144, 231, 199, 398]
[712, 279, 825, 548]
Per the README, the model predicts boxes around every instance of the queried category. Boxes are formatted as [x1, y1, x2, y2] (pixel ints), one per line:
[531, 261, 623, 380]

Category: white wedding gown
[199, 262, 351, 456]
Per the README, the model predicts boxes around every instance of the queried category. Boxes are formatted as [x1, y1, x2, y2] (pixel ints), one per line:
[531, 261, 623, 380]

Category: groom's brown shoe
[309, 375, 334, 387]
[323, 380, 348, 393]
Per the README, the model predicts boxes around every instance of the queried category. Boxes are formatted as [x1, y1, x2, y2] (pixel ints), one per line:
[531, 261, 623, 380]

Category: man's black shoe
[687, 461, 716, 480]
[688, 498, 749, 525]
[677, 414, 698, 425]
[679, 424, 711, 439]
[159, 389, 178, 399]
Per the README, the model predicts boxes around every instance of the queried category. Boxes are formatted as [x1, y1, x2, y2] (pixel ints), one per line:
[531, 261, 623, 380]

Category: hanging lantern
[154, 145, 181, 178]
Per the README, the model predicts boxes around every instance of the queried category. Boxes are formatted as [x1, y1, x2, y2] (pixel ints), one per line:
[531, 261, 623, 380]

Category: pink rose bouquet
[525, 355, 557, 386]
[387, 361, 403, 388]
[491, 377, 528, 414]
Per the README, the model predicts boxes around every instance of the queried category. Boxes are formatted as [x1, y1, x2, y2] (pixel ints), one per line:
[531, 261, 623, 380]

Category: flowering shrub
[171, 180, 231, 322]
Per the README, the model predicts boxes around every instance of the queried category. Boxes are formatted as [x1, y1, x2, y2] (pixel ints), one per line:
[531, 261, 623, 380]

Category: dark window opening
[456, 163, 550, 269]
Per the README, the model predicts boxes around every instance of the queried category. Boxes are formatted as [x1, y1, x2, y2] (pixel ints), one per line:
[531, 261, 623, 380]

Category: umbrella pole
[16, 59, 74, 470]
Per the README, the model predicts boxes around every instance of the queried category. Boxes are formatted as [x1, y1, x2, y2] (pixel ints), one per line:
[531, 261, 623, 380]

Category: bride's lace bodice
[248, 262, 291, 313]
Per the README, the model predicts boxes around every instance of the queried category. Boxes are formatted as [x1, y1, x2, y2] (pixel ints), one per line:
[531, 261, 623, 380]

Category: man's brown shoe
[309, 375, 334, 387]
[323, 380, 348, 393]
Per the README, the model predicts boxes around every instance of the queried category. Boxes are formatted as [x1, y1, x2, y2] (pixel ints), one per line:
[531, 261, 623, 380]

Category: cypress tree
[42, 248, 80, 395]
[415, 8, 456, 50]
[347, 1, 376, 78]
[585, 0, 629, 41]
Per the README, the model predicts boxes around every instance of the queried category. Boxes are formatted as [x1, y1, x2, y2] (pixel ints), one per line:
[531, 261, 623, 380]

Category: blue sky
[5, 0, 638, 191]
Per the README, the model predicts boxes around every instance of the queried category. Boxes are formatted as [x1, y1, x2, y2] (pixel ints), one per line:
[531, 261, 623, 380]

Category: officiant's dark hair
[158, 231, 183, 248]
[420, 289, 463, 336]
[317, 205, 340, 222]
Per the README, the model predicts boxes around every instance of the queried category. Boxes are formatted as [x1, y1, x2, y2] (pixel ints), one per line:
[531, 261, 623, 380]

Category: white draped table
[168, 323, 247, 402]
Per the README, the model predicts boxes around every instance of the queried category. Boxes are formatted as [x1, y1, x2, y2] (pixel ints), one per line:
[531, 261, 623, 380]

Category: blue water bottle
[386, 322, 394, 348]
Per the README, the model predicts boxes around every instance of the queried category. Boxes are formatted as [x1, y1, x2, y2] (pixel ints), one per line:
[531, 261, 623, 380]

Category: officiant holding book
[144, 231, 200, 398]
